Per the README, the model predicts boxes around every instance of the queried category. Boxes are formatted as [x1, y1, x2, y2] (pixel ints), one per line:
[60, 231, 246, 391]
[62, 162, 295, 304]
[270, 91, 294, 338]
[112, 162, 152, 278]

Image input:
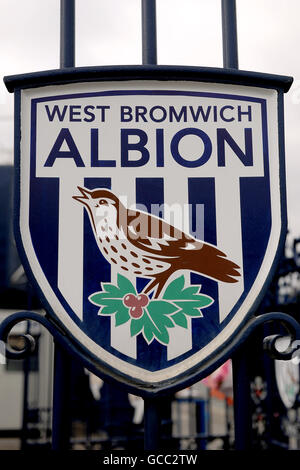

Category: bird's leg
[142, 278, 159, 297]
[152, 281, 166, 299]
[142, 271, 172, 299]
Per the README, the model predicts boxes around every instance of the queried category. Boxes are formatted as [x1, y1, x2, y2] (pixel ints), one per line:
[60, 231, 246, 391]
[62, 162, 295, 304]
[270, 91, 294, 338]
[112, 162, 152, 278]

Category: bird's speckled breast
[95, 226, 170, 278]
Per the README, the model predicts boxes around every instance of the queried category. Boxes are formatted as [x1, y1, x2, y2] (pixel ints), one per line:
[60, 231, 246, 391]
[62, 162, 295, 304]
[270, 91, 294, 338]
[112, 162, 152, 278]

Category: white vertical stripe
[110, 178, 137, 358]
[164, 179, 193, 361]
[215, 176, 244, 323]
[58, 178, 84, 320]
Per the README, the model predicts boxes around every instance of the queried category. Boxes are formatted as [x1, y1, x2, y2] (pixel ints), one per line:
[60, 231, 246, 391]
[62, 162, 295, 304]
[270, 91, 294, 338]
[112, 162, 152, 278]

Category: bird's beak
[72, 186, 92, 205]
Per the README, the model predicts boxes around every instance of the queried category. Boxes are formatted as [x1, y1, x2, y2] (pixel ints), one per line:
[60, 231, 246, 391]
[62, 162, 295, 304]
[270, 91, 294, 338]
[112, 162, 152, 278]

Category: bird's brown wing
[185, 242, 241, 283]
[124, 209, 194, 256]
[123, 209, 240, 283]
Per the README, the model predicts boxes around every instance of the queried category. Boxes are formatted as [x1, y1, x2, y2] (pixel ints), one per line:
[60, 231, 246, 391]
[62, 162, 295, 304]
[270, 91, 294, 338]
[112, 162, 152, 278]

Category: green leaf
[115, 305, 131, 326]
[143, 316, 156, 343]
[98, 306, 114, 315]
[90, 275, 137, 305]
[101, 283, 123, 297]
[148, 321, 170, 345]
[145, 307, 174, 345]
[92, 294, 131, 325]
[163, 276, 185, 299]
[89, 274, 213, 346]
[89, 292, 106, 306]
[90, 291, 121, 305]
[172, 311, 188, 328]
[163, 275, 212, 301]
[153, 324, 170, 344]
[147, 300, 178, 316]
[117, 274, 136, 295]
[96, 298, 122, 311]
[162, 275, 214, 320]
[180, 285, 201, 298]
[147, 308, 175, 329]
[192, 295, 213, 308]
[163, 275, 205, 300]
[130, 307, 174, 345]
[130, 316, 145, 337]
[173, 301, 204, 317]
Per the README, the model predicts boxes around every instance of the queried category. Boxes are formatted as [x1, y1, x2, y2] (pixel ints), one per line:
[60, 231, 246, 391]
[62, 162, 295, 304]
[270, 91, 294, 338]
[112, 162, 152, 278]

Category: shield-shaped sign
[5, 67, 292, 394]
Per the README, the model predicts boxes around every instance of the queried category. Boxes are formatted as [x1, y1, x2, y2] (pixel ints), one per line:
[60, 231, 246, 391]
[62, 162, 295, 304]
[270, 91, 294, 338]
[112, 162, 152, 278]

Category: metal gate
[0, 0, 300, 452]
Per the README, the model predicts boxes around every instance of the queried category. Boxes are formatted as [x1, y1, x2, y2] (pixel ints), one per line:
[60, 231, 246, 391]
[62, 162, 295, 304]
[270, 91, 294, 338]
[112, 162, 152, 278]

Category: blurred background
[1, 0, 300, 450]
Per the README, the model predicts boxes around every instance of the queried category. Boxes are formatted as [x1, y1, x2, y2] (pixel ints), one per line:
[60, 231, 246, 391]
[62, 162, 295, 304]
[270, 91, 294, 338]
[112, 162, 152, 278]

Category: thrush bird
[73, 187, 240, 297]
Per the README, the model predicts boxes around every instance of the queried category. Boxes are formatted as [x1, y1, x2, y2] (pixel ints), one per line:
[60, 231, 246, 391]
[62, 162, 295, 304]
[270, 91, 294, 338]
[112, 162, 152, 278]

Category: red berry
[123, 293, 136, 307]
[136, 294, 149, 307]
[130, 306, 143, 319]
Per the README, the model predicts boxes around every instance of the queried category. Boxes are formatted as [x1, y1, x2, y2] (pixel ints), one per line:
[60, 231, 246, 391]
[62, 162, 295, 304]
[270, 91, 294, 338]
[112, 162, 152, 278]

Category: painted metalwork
[1, 308, 300, 450]
[221, 0, 239, 69]
[4, 65, 293, 92]
[1, 310, 300, 390]
[51, 0, 76, 450]
[141, 3, 158, 450]
[60, 0, 75, 68]
[4, 65, 293, 397]
[142, 0, 157, 65]
[0, 0, 299, 452]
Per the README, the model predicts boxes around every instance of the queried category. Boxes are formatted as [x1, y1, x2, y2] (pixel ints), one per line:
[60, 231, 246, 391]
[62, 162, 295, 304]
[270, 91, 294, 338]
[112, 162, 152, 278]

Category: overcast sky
[0, 0, 300, 241]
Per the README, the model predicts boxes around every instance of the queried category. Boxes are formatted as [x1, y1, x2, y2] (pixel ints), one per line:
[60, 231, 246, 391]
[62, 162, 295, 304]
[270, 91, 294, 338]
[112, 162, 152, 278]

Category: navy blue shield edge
[5, 67, 292, 395]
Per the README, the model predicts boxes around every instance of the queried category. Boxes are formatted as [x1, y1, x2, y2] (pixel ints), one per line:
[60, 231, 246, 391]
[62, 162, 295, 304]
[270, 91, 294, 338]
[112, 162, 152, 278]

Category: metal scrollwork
[0, 311, 63, 360]
[0, 310, 111, 391]
[260, 313, 300, 360]
[220, 311, 300, 368]
[245, 312, 300, 360]
[0, 310, 299, 392]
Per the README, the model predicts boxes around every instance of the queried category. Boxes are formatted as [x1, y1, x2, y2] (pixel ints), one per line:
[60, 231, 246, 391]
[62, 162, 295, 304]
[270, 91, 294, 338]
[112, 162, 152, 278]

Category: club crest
[9, 68, 291, 393]
[74, 185, 236, 345]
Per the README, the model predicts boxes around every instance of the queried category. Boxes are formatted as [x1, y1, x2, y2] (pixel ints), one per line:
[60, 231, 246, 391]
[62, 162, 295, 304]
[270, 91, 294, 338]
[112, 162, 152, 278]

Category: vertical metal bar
[224, 396, 231, 450]
[141, 3, 158, 444]
[221, 0, 238, 69]
[21, 286, 35, 449]
[232, 344, 253, 450]
[51, 0, 75, 450]
[21, 320, 30, 450]
[144, 397, 161, 450]
[60, 0, 75, 68]
[196, 399, 207, 450]
[51, 342, 72, 450]
[141, 0, 157, 65]
[176, 399, 181, 440]
[207, 388, 212, 437]
[222, 0, 243, 449]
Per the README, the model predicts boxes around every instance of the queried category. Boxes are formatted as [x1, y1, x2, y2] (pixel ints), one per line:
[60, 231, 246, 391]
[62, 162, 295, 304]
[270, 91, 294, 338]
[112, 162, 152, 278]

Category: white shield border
[8, 67, 291, 394]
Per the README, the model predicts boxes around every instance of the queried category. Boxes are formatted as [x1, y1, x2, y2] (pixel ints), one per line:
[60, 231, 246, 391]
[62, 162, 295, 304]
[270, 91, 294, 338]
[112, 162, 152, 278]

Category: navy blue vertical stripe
[240, 177, 271, 294]
[188, 178, 220, 350]
[136, 178, 166, 371]
[30, 178, 59, 288]
[30, 100, 59, 291]
[136, 177, 164, 213]
[82, 178, 111, 347]
[136, 177, 164, 292]
[188, 178, 217, 246]
[240, 100, 271, 300]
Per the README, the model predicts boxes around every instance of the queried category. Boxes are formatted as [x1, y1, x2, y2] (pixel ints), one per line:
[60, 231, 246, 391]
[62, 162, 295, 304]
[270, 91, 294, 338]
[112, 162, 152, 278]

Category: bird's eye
[99, 199, 107, 205]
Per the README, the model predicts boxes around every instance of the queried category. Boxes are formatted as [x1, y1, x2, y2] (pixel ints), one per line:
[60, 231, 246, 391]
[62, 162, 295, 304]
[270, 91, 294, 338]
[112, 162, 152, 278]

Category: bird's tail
[195, 244, 240, 283]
